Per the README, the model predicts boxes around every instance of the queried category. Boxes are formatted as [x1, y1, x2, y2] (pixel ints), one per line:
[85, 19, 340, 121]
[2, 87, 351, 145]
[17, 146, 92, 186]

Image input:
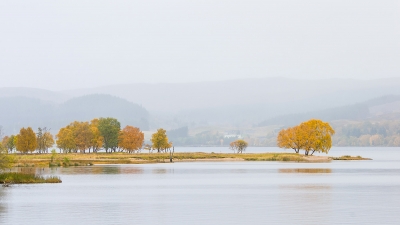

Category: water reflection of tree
[120, 167, 143, 174]
[279, 168, 332, 173]
[0, 188, 7, 217]
[102, 167, 120, 174]
[153, 168, 167, 174]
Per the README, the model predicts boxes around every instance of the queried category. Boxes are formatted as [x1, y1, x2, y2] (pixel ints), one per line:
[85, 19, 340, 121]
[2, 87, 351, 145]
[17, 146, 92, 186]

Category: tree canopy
[151, 128, 170, 153]
[229, 140, 248, 153]
[16, 127, 37, 154]
[2, 135, 16, 153]
[36, 127, 54, 154]
[118, 126, 144, 153]
[98, 117, 121, 153]
[277, 119, 335, 155]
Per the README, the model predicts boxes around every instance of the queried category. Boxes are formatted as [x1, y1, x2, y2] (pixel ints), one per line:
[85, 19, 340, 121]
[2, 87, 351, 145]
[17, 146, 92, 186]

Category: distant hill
[3, 78, 400, 129]
[56, 94, 149, 129]
[258, 95, 400, 127]
[0, 87, 69, 103]
[61, 77, 400, 126]
[0, 94, 149, 135]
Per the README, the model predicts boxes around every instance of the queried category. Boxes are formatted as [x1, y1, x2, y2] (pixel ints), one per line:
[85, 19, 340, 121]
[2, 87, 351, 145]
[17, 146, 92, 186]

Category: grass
[10, 152, 311, 166]
[0, 172, 62, 184]
[330, 155, 372, 160]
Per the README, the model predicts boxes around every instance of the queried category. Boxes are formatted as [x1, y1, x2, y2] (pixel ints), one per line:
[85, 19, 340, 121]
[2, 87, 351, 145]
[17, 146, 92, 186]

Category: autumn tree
[0, 146, 13, 171]
[277, 119, 335, 155]
[36, 127, 55, 154]
[88, 119, 103, 153]
[229, 140, 248, 153]
[2, 135, 16, 153]
[98, 117, 121, 153]
[301, 119, 335, 155]
[56, 127, 76, 153]
[72, 121, 92, 153]
[151, 128, 169, 153]
[16, 127, 37, 154]
[277, 124, 309, 153]
[118, 126, 144, 153]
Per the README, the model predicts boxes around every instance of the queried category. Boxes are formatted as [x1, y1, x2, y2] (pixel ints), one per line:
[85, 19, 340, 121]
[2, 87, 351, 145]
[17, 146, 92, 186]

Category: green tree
[151, 128, 170, 153]
[98, 117, 121, 153]
[16, 127, 37, 154]
[229, 140, 248, 153]
[2, 135, 16, 153]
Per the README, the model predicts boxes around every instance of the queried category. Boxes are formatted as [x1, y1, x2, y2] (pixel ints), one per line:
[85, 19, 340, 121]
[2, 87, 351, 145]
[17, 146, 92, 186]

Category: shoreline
[9, 152, 371, 167]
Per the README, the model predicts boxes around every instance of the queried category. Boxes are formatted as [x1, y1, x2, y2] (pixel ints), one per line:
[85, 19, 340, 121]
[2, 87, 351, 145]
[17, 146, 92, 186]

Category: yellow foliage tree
[16, 127, 37, 154]
[118, 126, 144, 153]
[89, 119, 103, 153]
[56, 127, 76, 153]
[72, 121, 92, 154]
[151, 128, 169, 153]
[277, 125, 308, 153]
[277, 119, 335, 155]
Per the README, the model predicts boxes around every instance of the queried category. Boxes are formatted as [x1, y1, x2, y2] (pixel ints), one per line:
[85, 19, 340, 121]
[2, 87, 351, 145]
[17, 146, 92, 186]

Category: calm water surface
[1, 147, 400, 225]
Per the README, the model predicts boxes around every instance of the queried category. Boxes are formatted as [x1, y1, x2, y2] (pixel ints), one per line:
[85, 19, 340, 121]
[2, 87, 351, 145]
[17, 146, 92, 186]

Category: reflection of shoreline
[0, 188, 8, 216]
[279, 168, 332, 173]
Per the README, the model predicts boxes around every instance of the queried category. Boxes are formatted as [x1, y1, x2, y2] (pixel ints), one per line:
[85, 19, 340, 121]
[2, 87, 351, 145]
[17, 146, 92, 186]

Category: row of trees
[1, 117, 176, 154]
[277, 119, 335, 155]
[1, 127, 54, 154]
[56, 117, 145, 154]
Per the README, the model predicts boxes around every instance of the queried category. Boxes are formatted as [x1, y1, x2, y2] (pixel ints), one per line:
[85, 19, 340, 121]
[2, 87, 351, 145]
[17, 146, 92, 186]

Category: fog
[1, 1, 400, 147]
[1, 0, 399, 90]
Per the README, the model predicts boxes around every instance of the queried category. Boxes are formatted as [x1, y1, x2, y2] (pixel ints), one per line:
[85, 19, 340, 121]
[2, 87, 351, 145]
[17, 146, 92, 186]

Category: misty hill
[258, 95, 400, 127]
[62, 77, 400, 126]
[3, 77, 400, 129]
[0, 94, 149, 135]
[0, 87, 69, 103]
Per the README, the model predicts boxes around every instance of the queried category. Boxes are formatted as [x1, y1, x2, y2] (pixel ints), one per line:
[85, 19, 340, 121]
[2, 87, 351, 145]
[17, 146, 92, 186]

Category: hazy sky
[0, 0, 399, 90]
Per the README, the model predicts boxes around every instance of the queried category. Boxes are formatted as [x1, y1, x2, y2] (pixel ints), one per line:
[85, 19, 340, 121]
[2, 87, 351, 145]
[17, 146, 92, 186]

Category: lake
[1, 147, 400, 224]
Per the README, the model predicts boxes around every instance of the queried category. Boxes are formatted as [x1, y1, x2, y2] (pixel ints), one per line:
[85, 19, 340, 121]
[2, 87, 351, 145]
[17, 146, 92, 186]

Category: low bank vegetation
[10, 152, 315, 165]
[0, 172, 61, 184]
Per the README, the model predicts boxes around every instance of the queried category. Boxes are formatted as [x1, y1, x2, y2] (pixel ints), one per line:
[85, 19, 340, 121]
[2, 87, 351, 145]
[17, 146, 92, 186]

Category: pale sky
[0, 0, 399, 90]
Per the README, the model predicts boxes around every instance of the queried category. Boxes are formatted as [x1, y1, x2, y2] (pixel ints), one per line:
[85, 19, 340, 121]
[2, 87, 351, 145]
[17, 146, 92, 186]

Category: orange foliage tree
[118, 126, 144, 153]
[277, 119, 335, 155]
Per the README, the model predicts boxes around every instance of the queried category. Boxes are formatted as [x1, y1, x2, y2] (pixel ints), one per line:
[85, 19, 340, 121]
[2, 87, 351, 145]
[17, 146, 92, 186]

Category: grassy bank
[0, 172, 62, 184]
[10, 152, 371, 166]
[12, 152, 313, 166]
[330, 155, 372, 160]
